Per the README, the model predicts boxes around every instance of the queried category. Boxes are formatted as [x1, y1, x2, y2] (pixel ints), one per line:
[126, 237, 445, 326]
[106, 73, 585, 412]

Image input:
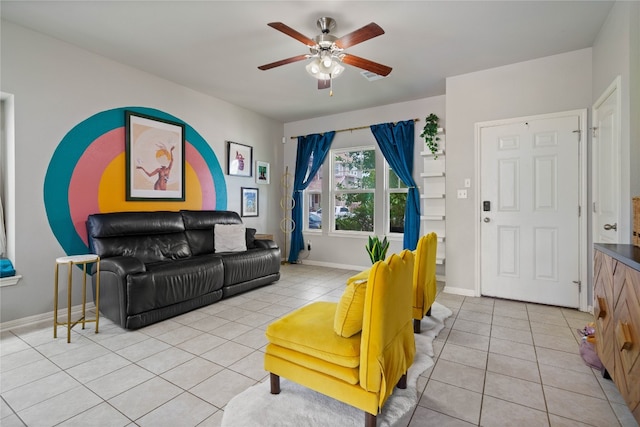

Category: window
[302, 144, 412, 237]
[0, 92, 19, 286]
[331, 147, 375, 232]
[306, 160, 322, 230]
[388, 167, 408, 234]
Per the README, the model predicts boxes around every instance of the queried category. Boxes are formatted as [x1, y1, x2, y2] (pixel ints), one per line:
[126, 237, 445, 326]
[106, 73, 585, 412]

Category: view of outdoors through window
[388, 168, 408, 233]
[305, 148, 408, 235]
[332, 148, 375, 232]
[306, 155, 322, 229]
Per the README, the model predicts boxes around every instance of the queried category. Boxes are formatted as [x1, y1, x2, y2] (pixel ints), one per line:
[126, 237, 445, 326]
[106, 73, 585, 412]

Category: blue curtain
[370, 120, 420, 250]
[288, 131, 335, 263]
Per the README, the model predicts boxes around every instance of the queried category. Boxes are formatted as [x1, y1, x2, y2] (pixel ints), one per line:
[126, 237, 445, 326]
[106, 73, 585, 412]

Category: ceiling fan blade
[318, 79, 331, 90]
[258, 54, 309, 71]
[341, 54, 392, 76]
[268, 22, 317, 47]
[334, 23, 385, 49]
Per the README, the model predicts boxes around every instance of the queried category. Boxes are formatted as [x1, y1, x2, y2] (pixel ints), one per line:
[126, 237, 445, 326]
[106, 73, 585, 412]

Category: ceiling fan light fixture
[306, 61, 320, 75]
[306, 57, 344, 80]
[321, 52, 333, 67]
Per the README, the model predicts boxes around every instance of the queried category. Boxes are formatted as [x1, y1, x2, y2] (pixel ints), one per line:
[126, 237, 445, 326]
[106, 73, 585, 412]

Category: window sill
[0, 274, 22, 287]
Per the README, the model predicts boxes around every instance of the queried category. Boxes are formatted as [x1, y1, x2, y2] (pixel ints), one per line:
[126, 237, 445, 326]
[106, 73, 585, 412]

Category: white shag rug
[222, 302, 452, 427]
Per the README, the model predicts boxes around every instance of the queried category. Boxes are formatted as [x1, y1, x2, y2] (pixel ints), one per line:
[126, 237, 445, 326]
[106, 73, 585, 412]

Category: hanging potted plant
[420, 113, 440, 159]
[365, 235, 390, 264]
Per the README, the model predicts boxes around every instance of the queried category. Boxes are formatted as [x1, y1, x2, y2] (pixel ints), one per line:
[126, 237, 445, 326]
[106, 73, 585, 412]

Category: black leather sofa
[86, 210, 281, 329]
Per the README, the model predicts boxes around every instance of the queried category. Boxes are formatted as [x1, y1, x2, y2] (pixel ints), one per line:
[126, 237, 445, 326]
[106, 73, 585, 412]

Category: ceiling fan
[258, 17, 392, 93]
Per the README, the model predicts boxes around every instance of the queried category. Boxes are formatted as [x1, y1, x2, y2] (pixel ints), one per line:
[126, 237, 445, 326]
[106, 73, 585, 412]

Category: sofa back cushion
[86, 211, 191, 263]
[181, 210, 243, 255]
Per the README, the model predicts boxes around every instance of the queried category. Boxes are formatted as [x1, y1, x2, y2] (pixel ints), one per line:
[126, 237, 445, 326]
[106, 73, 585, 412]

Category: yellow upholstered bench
[413, 232, 437, 333]
[264, 250, 416, 427]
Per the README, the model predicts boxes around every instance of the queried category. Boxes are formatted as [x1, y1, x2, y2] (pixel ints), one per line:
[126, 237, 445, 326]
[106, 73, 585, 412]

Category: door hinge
[572, 129, 581, 142]
[590, 127, 597, 138]
[578, 205, 581, 217]
[573, 280, 582, 293]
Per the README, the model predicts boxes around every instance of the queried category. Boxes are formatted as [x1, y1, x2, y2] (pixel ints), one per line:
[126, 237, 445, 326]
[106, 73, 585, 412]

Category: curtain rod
[289, 118, 420, 140]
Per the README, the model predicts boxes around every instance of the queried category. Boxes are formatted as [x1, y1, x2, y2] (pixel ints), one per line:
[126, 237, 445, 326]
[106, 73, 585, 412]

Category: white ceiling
[1, 1, 614, 123]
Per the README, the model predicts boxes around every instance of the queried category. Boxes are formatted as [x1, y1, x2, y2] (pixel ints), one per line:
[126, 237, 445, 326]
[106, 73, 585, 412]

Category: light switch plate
[464, 179, 471, 188]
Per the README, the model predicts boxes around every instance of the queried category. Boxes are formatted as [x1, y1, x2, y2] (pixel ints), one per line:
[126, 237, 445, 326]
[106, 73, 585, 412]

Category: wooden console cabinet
[593, 244, 640, 424]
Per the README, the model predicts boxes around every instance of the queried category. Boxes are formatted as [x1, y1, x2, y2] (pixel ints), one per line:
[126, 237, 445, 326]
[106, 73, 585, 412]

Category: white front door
[479, 113, 581, 308]
[592, 77, 621, 244]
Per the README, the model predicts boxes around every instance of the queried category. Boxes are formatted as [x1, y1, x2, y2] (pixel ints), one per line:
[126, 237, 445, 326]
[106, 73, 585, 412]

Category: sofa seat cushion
[220, 249, 280, 286]
[126, 256, 224, 315]
[265, 343, 360, 385]
[265, 302, 361, 369]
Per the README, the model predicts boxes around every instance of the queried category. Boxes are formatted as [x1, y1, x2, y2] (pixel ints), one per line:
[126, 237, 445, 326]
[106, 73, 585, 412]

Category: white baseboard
[293, 259, 370, 272]
[442, 286, 477, 297]
[0, 302, 96, 332]
[294, 261, 448, 283]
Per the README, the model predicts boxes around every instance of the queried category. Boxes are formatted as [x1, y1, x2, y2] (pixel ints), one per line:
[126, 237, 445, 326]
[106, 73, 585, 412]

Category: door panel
[593, 79, 621, 244]
[480, 115, 580, 307]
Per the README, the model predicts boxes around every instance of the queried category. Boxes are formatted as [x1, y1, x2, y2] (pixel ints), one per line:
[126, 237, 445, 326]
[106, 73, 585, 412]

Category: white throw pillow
[214, 224, 247, 252]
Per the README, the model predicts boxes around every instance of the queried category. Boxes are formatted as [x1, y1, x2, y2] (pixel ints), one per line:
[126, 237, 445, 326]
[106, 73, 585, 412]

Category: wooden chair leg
[270, 373, 280, 394]
[365, 412, 377, 427]
[397, 373, 407, 389]
[426, 306, 432, 317]
[413, 318, 421, 333]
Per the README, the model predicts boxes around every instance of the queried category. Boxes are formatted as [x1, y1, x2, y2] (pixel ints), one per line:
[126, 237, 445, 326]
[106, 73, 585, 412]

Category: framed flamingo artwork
[227, 141, 253, 177]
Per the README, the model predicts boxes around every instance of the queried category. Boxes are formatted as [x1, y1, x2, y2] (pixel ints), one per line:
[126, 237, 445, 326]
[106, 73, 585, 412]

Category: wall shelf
[420, 128, 446, 279]
[421, 150, 446, 157]
[420, 171, 445, 178]
[421, 214, 445, 221]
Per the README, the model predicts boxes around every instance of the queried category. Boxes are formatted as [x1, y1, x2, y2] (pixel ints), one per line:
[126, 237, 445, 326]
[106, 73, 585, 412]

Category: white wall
[0, 21, 284, 323]
[283, 96, 445, 270]
[445, 48, 593, 295]
[592, 1, 640, 237]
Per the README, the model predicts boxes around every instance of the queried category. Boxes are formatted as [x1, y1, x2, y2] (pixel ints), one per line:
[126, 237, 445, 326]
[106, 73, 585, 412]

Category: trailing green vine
[420, 114, 440, 159]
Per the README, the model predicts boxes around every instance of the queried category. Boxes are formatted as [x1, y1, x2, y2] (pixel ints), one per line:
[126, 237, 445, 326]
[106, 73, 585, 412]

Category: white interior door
[592, 77, 621, 244]
[480, 113, 581, 308]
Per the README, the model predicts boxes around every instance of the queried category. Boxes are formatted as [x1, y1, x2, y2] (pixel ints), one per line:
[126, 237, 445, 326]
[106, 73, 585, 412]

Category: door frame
[473, 109, 588, 311]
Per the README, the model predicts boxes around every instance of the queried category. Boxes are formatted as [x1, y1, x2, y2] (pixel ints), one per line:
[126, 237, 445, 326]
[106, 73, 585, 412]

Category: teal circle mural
[44, 107, 227, 257]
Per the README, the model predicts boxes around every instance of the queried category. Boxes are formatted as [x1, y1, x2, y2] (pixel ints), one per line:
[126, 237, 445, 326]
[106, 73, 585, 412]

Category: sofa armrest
[254, 239, 278, 250]
[90, 256, 146, 328]
[98, 256, 146, 276]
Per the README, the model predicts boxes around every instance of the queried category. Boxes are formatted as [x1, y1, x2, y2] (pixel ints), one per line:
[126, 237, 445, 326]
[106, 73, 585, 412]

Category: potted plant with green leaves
[365, 235, 390, 264]
[420, 113, 440, 159]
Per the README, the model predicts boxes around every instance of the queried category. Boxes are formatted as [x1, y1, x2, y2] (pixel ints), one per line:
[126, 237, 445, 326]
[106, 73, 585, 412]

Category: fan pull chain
[329, 73, 333, 97]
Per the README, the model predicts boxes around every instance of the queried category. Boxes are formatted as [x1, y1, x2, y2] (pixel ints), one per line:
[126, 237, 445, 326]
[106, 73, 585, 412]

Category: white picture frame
[256, 161, 270, 184]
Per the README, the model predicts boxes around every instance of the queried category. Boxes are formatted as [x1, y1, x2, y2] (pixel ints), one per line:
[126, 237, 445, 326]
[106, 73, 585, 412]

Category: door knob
[483, 217, 491, 223]
[604, 223, 617, 231]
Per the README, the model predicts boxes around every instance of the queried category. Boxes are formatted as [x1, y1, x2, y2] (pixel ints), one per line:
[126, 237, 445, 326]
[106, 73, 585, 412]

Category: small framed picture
[255, 161, 270, 184]
[241, 187, 259, 217]
[227, 141, 253, 177]
[125, 111, 186, 201]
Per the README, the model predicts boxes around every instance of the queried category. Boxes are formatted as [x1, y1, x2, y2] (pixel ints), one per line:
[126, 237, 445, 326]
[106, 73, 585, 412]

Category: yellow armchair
[413, 232, 438, 333]
[264, 250, 416, 427]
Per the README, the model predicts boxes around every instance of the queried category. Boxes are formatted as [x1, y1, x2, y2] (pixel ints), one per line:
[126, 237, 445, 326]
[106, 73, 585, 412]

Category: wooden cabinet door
[594, 250, 615, 372]
[615, 265, 640, 415]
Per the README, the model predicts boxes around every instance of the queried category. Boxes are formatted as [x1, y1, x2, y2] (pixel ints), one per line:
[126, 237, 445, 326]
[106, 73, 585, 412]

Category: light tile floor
[1, 264, 638, 427]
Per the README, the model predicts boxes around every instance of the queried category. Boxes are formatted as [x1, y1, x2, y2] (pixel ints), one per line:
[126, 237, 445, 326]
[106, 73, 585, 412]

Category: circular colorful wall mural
[44, 107, 227, 256]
